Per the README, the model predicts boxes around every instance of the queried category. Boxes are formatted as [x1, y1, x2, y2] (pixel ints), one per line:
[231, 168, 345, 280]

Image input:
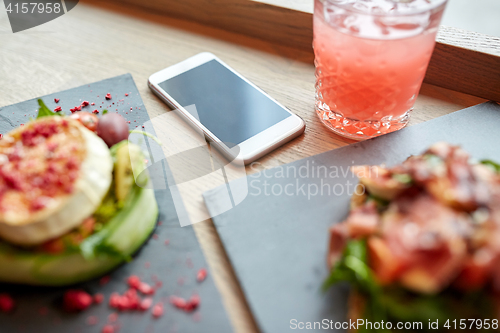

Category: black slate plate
[0, 74, 232, 333]
[203, 102, 500, 333]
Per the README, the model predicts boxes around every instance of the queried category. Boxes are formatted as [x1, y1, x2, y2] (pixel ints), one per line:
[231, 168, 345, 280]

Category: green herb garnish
[323, 239, 495, 332]
[323, 239, 378, 293]
[36, 99, 63, 119]
[392, 173, 412, 184]
[481, 159, 500, 173]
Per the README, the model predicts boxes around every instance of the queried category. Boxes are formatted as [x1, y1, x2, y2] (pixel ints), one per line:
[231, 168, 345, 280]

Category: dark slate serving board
[0, 74, 232, 333]
[204, 102, 500, 333]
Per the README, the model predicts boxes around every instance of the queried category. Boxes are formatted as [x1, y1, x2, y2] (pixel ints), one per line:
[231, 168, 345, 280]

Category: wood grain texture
[107, 0, 314, 53]
[108, 0, 500, 102]
[0, 0, 487, 332]
[427, 26, 500, 100]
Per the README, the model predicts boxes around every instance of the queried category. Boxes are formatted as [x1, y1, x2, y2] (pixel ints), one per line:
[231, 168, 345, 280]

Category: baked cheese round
[0, 117, 113, 246]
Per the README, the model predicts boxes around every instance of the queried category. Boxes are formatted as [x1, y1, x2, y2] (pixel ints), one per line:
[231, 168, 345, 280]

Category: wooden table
[0, 1, 495, 332]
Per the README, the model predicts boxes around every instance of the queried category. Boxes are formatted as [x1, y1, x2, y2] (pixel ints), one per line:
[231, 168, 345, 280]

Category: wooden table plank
[427, 29, 500, 102]
[0, 1, 488, 332]
[108, 0, 500, 102]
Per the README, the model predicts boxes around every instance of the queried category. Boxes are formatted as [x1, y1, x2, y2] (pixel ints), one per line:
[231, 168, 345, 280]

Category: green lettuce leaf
[36, 99, 63, 119]
[323, 240, 495, 332]
[481, 159, 500, 173]
[323, 239, 378, 294]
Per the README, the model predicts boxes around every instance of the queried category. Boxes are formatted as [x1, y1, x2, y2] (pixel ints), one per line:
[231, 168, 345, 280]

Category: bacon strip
[328, 142, 500, 295]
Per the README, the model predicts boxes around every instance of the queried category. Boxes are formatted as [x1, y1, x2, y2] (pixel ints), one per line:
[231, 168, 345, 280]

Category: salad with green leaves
[325, 143, 500, 332]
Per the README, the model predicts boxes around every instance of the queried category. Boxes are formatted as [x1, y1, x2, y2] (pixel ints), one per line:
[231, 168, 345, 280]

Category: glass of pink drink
[314, 0, 448, 140]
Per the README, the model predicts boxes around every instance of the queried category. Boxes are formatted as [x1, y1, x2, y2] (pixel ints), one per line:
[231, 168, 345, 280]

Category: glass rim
[321, 0, 448, 17]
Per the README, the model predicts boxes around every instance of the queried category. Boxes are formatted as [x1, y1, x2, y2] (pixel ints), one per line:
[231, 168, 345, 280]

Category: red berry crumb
[102, 324, 115, 333]
[92, 110, 99, 114]
[169, 295, 200, 312]
[94, 293, 104, 304]
[81, 101, 90, 107]
[54, 106, 62, 112]
[105, 93, 112, 100]
[54, 98, 60, 103]
[86, 315, 98, 326]
[100, 276, 111, 285]
[0, 134, 3, 140]
[124, 288, 140, 310]
[108, 293, 120, 308]
[125, 93, 129, 97]
[127, 275, 141, 289]
[152, 302, 164, 318]
[109, 288, 143, 311]
[197, 268, 208, 282]
[170, 296, 187, 310]
[70, 106, 81, 113]
[108, 312, 118, 323]
[139, 298, 153, 311]
[138, 282, 155, 295]
[63, 290, 93, 312]
[187, 294, 200, 311]
[0, 294, 15, 313]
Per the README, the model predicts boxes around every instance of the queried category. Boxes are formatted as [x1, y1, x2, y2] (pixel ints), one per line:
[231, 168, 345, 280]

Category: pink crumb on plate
[127, 275, 141, 289]
[63, 290, 93, 312]
[169, 295, 201, 312]
[138, 282, 155, 295]
[152, 302, 164, 318]
[94, 293, 104, 304]
[86, 315, 99, 326]
[102, 324, 115, 333]
[108, 312, 118, 323]
[70, 106, 81, 113]
[197, 268, 208, 282]
[100, 276, 111, 285]
[139, 298, 153, 311]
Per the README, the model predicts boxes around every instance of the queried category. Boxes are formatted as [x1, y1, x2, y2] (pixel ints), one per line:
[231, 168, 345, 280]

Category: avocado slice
[114, 142, 148, 205]
[0, 186, 158, 286]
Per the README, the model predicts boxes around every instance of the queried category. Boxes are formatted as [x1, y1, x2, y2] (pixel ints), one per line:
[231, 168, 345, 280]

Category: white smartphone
[148, 52, 305, 165]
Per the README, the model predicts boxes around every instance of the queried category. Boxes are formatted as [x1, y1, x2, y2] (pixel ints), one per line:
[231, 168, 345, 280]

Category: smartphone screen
[158, 60, 291, 147]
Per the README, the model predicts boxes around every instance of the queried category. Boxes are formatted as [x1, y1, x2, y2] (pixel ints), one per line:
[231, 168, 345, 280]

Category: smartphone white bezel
[148, 52, 305, 165]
